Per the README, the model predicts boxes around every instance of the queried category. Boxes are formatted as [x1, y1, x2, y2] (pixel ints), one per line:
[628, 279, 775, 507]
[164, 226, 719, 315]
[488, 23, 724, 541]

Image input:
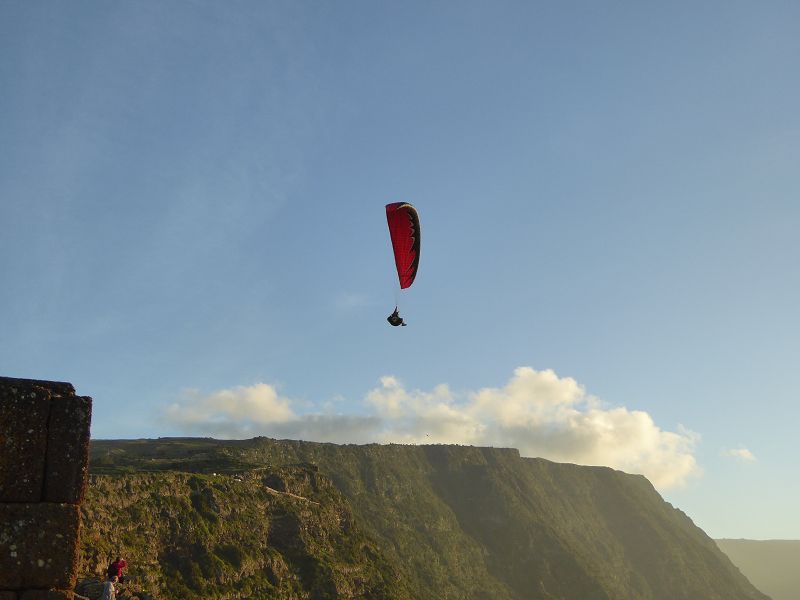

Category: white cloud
[162, 367, 700, 490]
[164, 384, 295, 429]
[723, 447, 757, 462]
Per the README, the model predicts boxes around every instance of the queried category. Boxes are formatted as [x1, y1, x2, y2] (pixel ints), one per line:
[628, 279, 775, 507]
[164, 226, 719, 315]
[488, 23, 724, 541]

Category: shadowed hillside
[79, 438, 768, 599]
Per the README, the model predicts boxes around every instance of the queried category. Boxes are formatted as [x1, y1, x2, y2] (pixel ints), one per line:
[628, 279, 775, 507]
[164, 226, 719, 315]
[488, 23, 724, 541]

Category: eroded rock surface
[0, 377, 92, 600]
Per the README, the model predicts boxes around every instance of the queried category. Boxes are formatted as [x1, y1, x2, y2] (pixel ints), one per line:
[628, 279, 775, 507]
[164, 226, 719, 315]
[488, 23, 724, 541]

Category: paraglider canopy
[385, 202, 420, 289]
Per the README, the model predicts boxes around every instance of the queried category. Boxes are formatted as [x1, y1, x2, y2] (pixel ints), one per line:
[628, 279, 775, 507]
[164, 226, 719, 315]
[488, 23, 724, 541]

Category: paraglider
[385, 202, 420, 326]
[387, 307, 406, 327]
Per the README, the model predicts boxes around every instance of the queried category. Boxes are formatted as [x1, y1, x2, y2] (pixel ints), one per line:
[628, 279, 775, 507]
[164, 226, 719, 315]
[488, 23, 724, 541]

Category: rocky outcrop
[0, 377, 92, 600]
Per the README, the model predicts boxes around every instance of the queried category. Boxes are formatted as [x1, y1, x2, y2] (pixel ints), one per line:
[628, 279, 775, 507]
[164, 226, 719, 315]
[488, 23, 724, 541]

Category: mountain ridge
[79, 437, 768, 599]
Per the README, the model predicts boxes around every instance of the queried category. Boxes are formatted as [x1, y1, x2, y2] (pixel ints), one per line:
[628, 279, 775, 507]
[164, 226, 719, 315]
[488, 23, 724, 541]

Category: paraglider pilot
[387, 307, 406, 327]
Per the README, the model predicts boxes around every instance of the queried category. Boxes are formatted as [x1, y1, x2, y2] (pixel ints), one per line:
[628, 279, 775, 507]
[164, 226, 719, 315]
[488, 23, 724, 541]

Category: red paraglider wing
[386, 202, 421, 289]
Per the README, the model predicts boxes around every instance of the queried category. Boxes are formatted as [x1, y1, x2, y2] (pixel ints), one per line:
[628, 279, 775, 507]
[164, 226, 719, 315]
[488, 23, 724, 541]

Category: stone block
[0, 503, 80, 589]
[0, 378, 75, 399]
[45, 395, 92, 504]
[0, 379, 53, 502]
[20, 591, 74, 600]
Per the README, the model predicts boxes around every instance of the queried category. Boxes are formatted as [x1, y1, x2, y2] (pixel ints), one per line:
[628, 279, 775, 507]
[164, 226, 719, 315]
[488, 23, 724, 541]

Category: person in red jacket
[107, 557, 127, 583]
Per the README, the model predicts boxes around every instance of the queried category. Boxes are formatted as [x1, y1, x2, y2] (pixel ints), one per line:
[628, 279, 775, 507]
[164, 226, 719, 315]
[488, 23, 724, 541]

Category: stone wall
[1, 377, 92, 600]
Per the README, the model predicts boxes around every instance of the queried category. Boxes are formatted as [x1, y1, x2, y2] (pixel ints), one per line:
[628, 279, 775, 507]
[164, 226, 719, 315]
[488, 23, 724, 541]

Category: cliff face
[81, 438, 767, 600]
[80, 466, 398, 599]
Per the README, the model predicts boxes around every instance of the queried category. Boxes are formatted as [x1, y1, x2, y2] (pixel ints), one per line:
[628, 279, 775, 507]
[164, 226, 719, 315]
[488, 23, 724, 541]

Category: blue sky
[2, 1, 799, 539]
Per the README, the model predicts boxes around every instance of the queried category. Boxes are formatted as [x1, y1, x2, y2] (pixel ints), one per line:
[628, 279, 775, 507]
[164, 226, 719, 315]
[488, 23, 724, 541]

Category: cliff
[79, 438, 767, 600]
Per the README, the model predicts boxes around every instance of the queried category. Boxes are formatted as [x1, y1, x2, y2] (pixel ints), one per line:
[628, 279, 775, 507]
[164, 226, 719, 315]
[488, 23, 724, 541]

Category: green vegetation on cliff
[80, 438, 767, 600]
[81, 466, 399, 599]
